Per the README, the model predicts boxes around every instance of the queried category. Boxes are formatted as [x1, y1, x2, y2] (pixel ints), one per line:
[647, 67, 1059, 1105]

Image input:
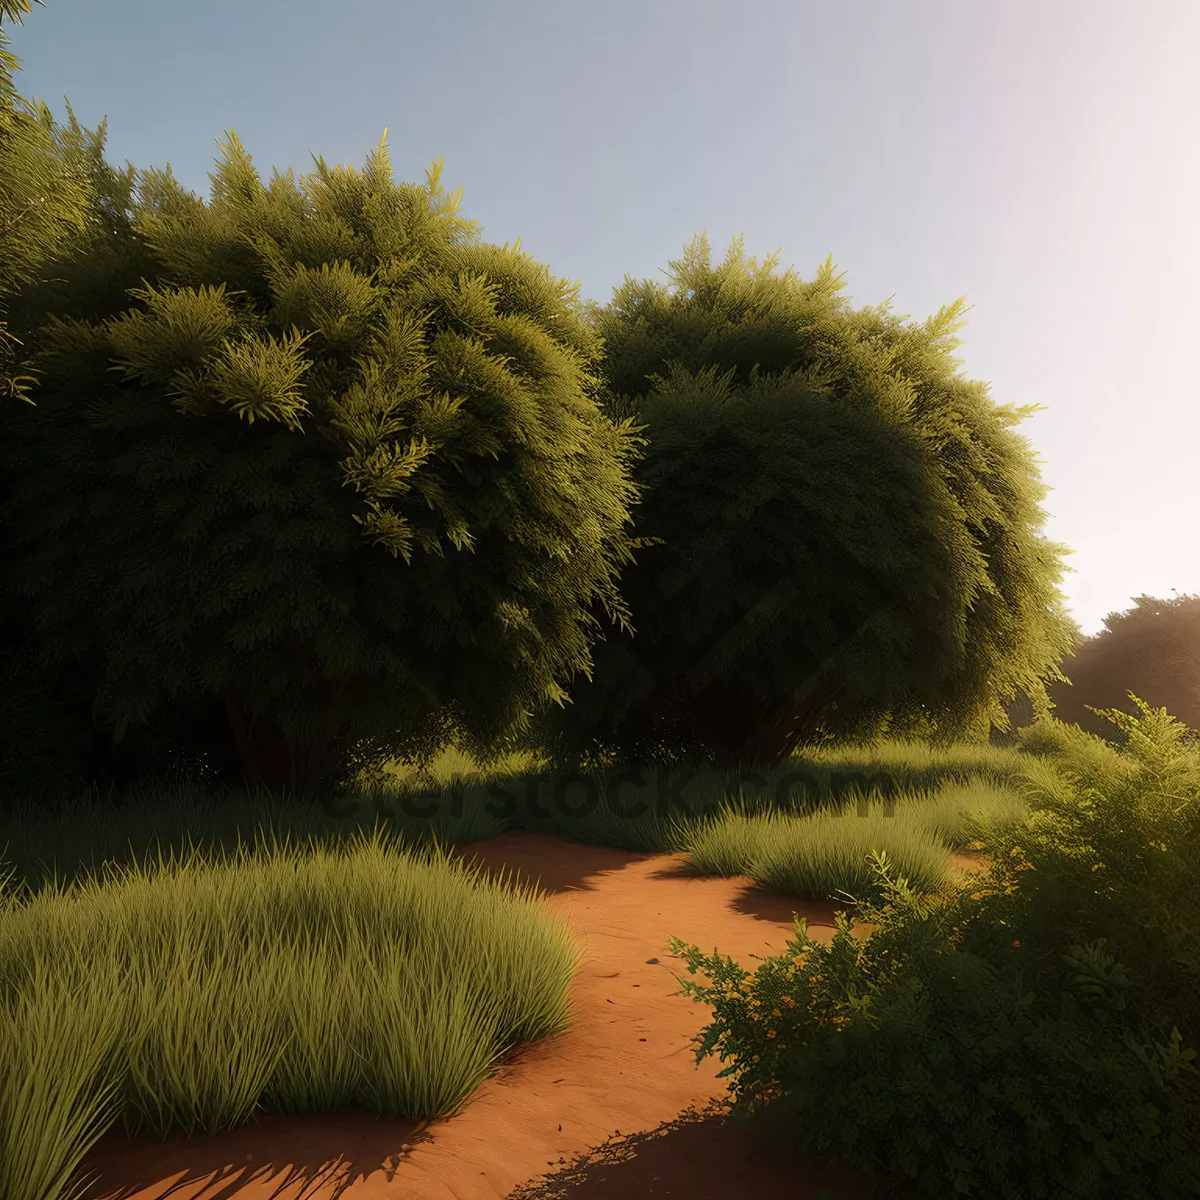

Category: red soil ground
[72, 833, 969, 1199]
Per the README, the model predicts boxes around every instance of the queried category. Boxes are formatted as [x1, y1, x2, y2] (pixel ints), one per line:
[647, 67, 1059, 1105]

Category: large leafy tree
[537, 234, 1079, 765]
[1, 131, 644, 795]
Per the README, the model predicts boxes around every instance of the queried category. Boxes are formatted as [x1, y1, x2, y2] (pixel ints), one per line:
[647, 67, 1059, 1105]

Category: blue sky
[9, 0, 1199, 636]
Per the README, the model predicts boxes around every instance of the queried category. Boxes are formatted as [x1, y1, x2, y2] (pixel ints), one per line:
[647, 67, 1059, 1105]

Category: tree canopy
[0, 0, 118, 404]
[1028, 592, 1200, 742]
[535, 234, 1079, 764]
[1, 131, 644, 794]
[0, 13, 1082, 789]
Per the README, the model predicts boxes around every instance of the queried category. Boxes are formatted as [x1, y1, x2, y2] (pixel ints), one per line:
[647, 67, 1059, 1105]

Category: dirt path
[74, 832, 908, 1199]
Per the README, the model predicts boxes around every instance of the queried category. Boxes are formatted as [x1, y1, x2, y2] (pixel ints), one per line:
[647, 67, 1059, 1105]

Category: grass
[676, 776, 1027, 900]
[797, 736, 1030, 790]
[0, 769, 516, 901]
[0, 822, 580, 1200]
[0, 737, 1035, 901]
[0, 733, 1035, 1200]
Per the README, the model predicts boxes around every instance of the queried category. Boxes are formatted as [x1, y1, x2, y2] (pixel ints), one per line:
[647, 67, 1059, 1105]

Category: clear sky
[8, 0, 1198, 636]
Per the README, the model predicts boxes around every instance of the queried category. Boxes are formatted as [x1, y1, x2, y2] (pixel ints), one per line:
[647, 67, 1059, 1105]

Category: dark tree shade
[0, 0, 159, 799]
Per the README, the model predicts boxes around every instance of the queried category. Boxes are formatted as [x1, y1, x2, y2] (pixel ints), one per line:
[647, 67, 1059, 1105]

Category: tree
[0, 131, 644, 796]
[1022, 593, 1200, 742]
[0, 0, 158, 800]
[534, 234, 1079, 766]
[0, 0, 105, 403]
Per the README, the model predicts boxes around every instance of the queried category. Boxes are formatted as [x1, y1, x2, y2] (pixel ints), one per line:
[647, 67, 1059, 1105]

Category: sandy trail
[74, 832, 949, 1199]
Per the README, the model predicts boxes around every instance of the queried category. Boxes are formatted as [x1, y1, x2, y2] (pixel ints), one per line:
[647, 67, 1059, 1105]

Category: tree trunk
[616, 670, 844, 767]
[223, 673, 356, 798]
[687, 674, 843, 766]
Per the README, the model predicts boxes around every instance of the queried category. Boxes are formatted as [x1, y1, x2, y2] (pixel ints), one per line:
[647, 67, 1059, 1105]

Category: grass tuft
[0, 823, 580, 1197]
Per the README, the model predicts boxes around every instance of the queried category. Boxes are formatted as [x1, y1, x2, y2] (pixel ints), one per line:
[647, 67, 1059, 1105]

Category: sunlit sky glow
[11, 0, 1199, 636]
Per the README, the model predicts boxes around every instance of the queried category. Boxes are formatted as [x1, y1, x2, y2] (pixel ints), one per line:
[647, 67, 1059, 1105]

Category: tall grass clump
[0, 825, 581, 1200]
[670, 697, 1200, 1199]
[796, 736, 1030, 793]
[678, 776, 1026, 900]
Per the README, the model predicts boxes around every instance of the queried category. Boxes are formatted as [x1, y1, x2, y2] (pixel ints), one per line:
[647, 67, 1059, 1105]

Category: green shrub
[1014, 715, 1127, 773]
[668, 702, 1200, 1198]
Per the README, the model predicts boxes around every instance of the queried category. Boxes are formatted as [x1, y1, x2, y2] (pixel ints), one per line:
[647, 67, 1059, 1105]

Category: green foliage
[1043, 593, 1200, 742]
[0, 0, 119, 404]
[669, 703, 1200, 1198]
[1092, 690, 1200, 772]
[0, 0, 43, 33]
[538, 233, 1078, 766]
[1014, 713, 1129, 777]
[0, 131, 644, 793]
